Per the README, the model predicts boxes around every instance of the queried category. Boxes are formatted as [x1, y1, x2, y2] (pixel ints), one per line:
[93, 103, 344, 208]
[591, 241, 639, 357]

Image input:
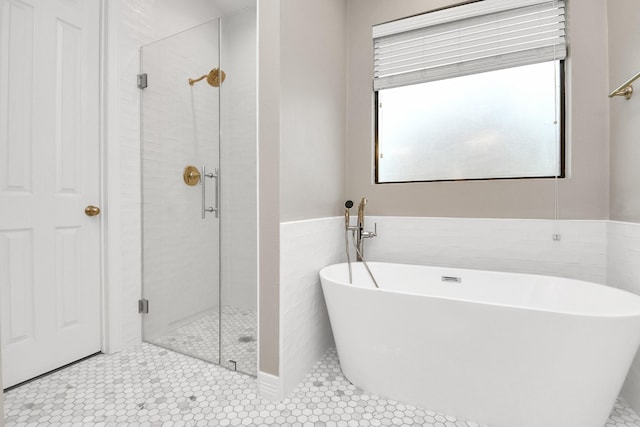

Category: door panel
[0, 230, 35, 346]
[0, 0, 101, 388]
[1, 0, 34, 194]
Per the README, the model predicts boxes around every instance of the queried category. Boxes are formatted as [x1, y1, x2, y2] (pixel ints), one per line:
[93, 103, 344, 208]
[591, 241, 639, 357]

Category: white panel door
[0, 0, 101, 388]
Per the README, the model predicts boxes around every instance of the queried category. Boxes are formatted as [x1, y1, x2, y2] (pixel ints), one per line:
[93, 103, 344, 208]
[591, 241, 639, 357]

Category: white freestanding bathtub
[319, 262, 640, 427]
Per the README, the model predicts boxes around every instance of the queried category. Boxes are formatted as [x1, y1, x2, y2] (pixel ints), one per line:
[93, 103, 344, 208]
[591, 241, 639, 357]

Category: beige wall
[608, 0, 640, 223]
[346, 0, 609, 219]
[258, 0, 347, 376]
[258, 0, 281, 376]
[0, 349, 3, 418]
[280, 0, 347, 221]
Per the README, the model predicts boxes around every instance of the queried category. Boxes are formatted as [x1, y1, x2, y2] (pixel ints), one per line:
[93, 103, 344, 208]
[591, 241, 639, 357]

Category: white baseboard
[258, 371, 283, 401]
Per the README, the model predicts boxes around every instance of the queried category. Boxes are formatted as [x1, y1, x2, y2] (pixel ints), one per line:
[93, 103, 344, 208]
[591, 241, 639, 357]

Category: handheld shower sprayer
[344, 200, 354, 283]
[344, 200, 354, 231]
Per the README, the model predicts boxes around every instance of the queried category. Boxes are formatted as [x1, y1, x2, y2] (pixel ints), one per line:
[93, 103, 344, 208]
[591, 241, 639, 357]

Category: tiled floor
[151, 307, 257, 376]
[4, 343, 640, 427]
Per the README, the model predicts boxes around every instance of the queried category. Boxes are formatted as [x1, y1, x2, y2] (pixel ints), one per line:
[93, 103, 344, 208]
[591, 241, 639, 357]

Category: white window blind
[373, 0, 566, 91]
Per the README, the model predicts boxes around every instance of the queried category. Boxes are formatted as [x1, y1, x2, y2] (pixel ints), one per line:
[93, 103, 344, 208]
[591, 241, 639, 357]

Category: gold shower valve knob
[183, 165, 201, 186]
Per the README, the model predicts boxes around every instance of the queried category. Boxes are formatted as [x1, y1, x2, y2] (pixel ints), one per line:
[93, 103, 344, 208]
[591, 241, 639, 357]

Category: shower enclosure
[140, 10, 257, 376]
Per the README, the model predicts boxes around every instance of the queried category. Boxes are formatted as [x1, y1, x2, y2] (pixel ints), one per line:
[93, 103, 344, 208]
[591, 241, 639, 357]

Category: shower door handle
[201, 165, 219, 219]
[211, 167, 219, 218]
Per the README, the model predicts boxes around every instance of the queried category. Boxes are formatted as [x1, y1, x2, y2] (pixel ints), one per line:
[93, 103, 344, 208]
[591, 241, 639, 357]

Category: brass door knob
[85, 205, 101, 217]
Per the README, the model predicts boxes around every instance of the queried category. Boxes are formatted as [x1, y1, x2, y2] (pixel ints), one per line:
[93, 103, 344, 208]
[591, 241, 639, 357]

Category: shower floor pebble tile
[4, 343, 640, 427]
[151, 307, 257, 376]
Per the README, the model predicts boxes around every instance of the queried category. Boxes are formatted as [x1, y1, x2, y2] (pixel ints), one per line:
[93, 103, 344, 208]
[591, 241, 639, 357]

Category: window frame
[374, 60, 567, 184]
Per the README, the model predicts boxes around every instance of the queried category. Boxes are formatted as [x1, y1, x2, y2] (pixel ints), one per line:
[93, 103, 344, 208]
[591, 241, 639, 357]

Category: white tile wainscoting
[364, 216, 608, 284]
[610, 221, 640, 414]
[277, 217, 344, 399]
[608, 221, 640, 297]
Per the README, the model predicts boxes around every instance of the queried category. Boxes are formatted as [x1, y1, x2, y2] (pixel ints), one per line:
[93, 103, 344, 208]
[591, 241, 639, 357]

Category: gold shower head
[188, 68, 226, 87]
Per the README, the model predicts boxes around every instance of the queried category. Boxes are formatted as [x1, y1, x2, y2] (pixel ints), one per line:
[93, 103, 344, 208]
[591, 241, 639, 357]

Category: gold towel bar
[609, 71, 640, 100]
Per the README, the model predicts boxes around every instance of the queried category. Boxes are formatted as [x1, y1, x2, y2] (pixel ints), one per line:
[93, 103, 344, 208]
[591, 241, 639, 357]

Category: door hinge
[137, 73, 148, 89]
[138, 298, 149, 314]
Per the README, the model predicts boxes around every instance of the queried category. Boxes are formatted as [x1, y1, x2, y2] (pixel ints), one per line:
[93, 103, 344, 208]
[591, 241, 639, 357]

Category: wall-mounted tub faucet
[344, 199, 379, 288]
[357, 197, 367, 231]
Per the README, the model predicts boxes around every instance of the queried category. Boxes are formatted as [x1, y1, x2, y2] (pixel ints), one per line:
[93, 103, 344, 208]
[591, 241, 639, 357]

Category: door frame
[100, 0, 123, 355]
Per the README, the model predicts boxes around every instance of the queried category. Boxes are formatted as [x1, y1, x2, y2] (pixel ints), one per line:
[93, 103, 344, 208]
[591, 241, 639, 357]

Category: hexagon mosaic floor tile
[4, 343, 640, 426]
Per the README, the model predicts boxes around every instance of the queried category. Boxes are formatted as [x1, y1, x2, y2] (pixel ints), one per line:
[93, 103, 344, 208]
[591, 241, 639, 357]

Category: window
[373, 0, 566, 183]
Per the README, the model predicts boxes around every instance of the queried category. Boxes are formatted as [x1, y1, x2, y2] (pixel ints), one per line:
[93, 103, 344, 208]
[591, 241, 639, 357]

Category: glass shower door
[218, 9, 257, 376]
[140, 20, 221, 364]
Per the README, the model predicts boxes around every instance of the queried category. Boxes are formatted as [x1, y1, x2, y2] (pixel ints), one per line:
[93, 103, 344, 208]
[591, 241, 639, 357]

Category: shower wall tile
[608, 221, 640, 413]
[116, 0, 153, 350]
[279, 217, 344, 398]
[363, 216, 608, 284]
